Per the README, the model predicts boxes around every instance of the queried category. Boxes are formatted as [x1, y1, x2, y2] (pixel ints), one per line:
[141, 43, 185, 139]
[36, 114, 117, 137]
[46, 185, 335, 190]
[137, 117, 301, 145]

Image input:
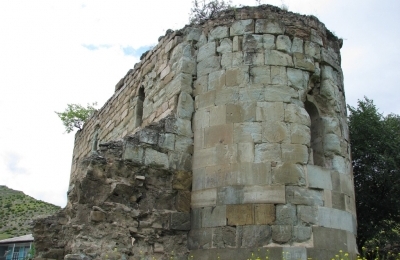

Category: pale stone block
[227, 204, 253, 225]
[160, 65, 171, 80]
[185, 27, 202, 42]
[205, 163, 231, 188]
[345, 195, 356, 215]
[239, 102, 257, 122]
[208, 70, 225, 90]
[323, 134, 341, 155]
[283, 247, 307, 259]
[191, 188, 217, 208]
[317, 207, 356, 234]
[250, 66, 271, 84]
[265, 50, 294, 66]
[225, 67, 248, 87]
[255, 19, 285, 34]
[291, 37, 304, 53]
[165, 73, 193, 97]
[242, 34, 264, 52]
[215, 88, 239, 105]
[221, 52, 233, 68]
[195, 90, 215, 109]
[238, 88, 264, 102]
[233, 122, 262, 143]
[193, 147, 216, 169]
[232, 35, 242, 52]
[281, 144, 308, 164]
[144, 148, 169, 169]
[193, 108, 210, 130]
[232, 52, 244, 67]
[262, 121, 289, 143]
[217, 38, 232, 53]
[177, 92, 194, 119]
[226, 104, 243, 123]
[254, 143, 281, 162]
[332, 155, 346, 174]
[217, 185, 243, 204]
[237, 142, 255, 162]
[192, 168, 205, 191]
[290, 123, 310, 145]
[321, 65, 335, 81]
[272, 225, 292, 243]
[271, 66, 287, 85]
[293, 53, 315, 72]
[311, 29, 323, 46]
[204, 124, 233, 147]
[230, 19, 254, 36]
[322, 116, 341, 136]
[265, 85, 298, 102]
[194, 75, 208, 96]
[272, 163, 306, 186]
[232, 162, 271, 185]
[284, 104, 311, 126]
[276, 35, 291, 53]
[263, 34, 276, 49]
[243, 185, 285, 203]
[197, 56, 221, 76]
[297, 205, 317, 225]
[158, 133, 175, 150]
[244, 52, 264, 66]
[202, 205, 227, 227]
[276, 204, 297, 225]
[340, 173, 355, 197]
[175, 135, 193, 153]
[123, 143, 144, 164]
[166, 117, 193, 137]
[332, 191, 345, 210]
[209, 105, 226, 126]
[287, 68, 309, 90]
[321, 48, 341, 72]
[320, 79, 336, 100]
[305, 41, 321, 59]
[209, 26, 229, 41]
[254, 204, 275, 224]
[174, 57, 196, 75]
[323, 189, 332, 207]
[256, 101, 284, 122]
[286, 186, 323, 206]
[216, 144, 237, 164]
[307, 165, 332, 190]
[197, 42, 216, 62]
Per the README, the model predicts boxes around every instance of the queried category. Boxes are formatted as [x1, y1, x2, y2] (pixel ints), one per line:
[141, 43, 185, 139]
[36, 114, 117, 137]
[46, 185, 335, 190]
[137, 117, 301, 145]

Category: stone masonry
[33, 5, 357, 260]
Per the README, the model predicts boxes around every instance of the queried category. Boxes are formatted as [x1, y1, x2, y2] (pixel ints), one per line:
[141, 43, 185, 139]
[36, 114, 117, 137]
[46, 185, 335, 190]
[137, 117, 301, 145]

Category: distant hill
[0, 185, 61, 240]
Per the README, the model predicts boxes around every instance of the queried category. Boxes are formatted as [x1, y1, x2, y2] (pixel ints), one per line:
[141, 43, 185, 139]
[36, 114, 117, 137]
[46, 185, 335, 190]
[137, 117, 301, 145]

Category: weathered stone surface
[276, 204, 297, 225]
[243, 185, 285, 204]
[191, 188, 217, 208]
[265, 50, 294, 66]
[240, 225, 271, 247]
[293, 226, 312, 243]
[145, 148, 169, 168]
[254, 143, 281, 162]
[254, 204, 275, 224]
[209, 26, 229, 41]
[286, 186, 323, 206]
[290, 123, 310, 145]
[276, 35, 291, 53]
[291, 37, 304, 53]
[230, 19, 254, 36]
[272, 163, 306, 186]
[287, 68, 309, 90]
[297, 205, 318, 225]
[89, 210, 105, 222]
[227, 204, 253, 226]
[256, 101, 284, 122]
[272, 225, 292, 244]
[170, 212, 191, 230]
[213, 226, 236, 248]
[255, 19, 285, 34]
[307, 165, 332, 190]
[284, 104, 311, 126]
[177, 92, 194, 119]
[281, 144, 308, 164]
[202, 205, 226, 227]
[197, 42, 216, 62]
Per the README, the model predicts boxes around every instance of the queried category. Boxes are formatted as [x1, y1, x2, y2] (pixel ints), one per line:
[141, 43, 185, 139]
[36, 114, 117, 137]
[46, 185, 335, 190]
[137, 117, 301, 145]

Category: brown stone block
[204, 124, 233, 148]
[216, 144, 237, 164]
[254, 204, 275, 224]
[227, 204, 253, 226]
[175, 190, 191, 212]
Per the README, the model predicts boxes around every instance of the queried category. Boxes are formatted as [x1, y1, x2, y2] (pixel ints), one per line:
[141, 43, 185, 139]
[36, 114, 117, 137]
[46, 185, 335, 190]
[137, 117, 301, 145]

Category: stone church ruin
[33, 5, 357, 260]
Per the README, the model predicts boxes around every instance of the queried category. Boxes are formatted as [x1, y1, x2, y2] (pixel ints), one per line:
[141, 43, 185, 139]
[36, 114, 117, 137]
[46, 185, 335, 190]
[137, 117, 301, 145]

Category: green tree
[348, 97, 400, 250]
[55, 103, 97, 133]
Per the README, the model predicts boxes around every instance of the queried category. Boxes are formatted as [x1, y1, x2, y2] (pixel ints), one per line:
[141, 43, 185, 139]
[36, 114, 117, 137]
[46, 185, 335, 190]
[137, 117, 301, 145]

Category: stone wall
[33, 4, 357, 260]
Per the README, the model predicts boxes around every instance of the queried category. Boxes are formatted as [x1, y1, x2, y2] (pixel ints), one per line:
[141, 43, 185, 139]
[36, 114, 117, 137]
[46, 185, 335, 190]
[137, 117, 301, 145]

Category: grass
[0, 185, 61, 239]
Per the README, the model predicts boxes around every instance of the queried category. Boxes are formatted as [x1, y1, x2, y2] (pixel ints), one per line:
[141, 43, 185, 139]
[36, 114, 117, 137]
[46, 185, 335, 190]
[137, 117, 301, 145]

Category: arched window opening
[134, 86, 145, 128]
[305, 101, 325, 167]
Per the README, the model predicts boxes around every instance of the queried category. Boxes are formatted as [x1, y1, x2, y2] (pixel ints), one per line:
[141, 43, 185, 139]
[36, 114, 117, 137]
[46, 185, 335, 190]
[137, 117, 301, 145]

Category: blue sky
[0, 0, 399, 207]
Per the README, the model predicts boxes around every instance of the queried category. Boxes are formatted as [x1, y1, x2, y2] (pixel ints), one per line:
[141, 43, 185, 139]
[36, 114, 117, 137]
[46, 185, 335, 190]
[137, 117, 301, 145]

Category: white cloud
[0, 0, 399, 207]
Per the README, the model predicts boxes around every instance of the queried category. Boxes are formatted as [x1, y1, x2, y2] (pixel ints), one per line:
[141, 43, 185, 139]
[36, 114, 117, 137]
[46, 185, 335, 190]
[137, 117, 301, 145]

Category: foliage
[189, 0, 232, 24]
[348, 97, 400, 251]
[55, 102, 97, 133]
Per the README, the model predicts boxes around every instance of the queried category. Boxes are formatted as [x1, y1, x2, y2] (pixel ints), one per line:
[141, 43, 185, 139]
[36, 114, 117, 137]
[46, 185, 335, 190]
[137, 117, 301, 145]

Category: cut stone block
[144, 148, 169, 169]
[191, 188, 217, 208]
[209, 26, 229, 41]
[197, 42, 216, 62]
[243, 185, 285, 204]
[217, 185, 244, 205]
[240, 225, 271, 247]
[256, 101, 284, 122]
[204, 124, 233, 148]
[307, 165, 332, 190]
[254, 143, 281, 163]
[255, 19, 285, 34]
[188, 228, 213, 250]
[254, 204, 275, 224]
[202, 205, 227, 227]
[272, 163, 306, 186]
[297, 205, 318, 225]
[290, 123, 310, 145]
[287, 68, 309, 90]
[281, 144, 308, 164]
[272, 225, 292, 244]
[284, 104, 311, 126]
[170, 212, 190, 230]
[230, 19, 254, 36]
[286, 186, 323, 206]
[265, 50, 294, 66]
[276, 35, 292, 53]
[262, 121, 288, 143]
[227, 204, 253, 225]
[213, 226, 236, 248]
